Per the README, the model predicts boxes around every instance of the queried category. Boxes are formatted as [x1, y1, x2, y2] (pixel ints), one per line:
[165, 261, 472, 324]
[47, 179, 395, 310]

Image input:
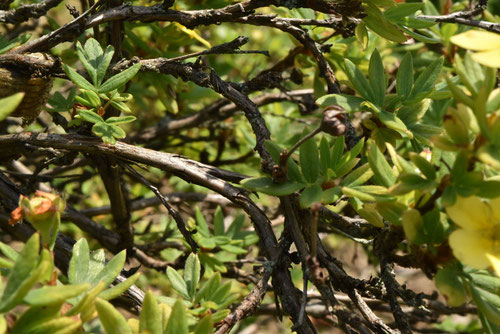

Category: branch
[416, 0, 500, 34]
[80, 192, 232, 217]
[215, 265, 273, 334]
[112, 59, 274, 172]
[0, 0, 63, 24]
[0, 132, 318, 333]
[124, 163, 199, 253]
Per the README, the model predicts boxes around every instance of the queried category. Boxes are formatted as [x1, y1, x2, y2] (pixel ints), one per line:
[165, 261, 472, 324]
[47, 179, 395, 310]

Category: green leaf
[106, 115, 136, 125]
[91, 122, 115, 143]
[65, 281, 106, 317]
[378, 110, 412, 138]
[0, 34, 30, 54]
[321, 187, 342, 203]
[0, 241, 19, 262]
[397, 98, 431, 125]
[399, 25, 440, 44]
[96, 298, 133, 334]
[409, 153, 436, 180]
[241, 177, 305, 196]
[363, 2, 407, 43]
[0, 93, 24, 121]
[77, 41, 98, 85]
[166, 267, 190, 300]
[184, 253, 201, 300]
[194, 315, 213, 334]
[342, 186, 393, 202]
[195, 273, 220, 304]
[469, 283, 500, 326]
[384, 3, 423, 21]
[408, 57, 443, 102]
[400, 17, 436, 29]
[397, 53, 413, 99]
[316, 94, 365, 112]
[99, 272, 141, 301]
[97, 46, 115, 85]
[99, 63, 141, 93]
[46, 88, 76, 113]
[209, 281, 232, 305]
[335, 157, 360, 179]
[369, 49, 386, 106]
[299, 184, 323, 208]
[24, 283, 90, 307]
[165, 299, 189, 334]
[195, 207, 210, 238]
[226, 215, 245, 239]
[344, 59, 375, 102]
[83, 90, 101, 108]
[435, 264, 466, 307]
[213, 206, 225, 236]
[110, 124, 127, 139]
[88, 249, 106, 282]
[331, 136, 345, 168]
[389, 173, 436, 195]
[68, 238, 90, 284]
[300, 136, 320, 183]
[63, 64, 96, 91]
[0, 234, 40, 312]
[319, 137, 331, 176]
[0, 248, 52, 313]
[78, 109, 104, 124]
[91, 249, 126, 287]
[264, 140, 303, 182]
[341, 163, 373, 187]
[219, 244, 248, 255]
[471, 272, 500, 295]
[13, 316, 80, 334]
[367, 141, 397, 187]
[140, 291, 162, 334]
[110, 100, 131, 113]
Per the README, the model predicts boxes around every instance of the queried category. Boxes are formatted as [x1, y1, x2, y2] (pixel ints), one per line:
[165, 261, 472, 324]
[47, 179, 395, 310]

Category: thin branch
[124, 163, 199, 253]
[112, 59, 274, 172]
[80, 192, 232, 217]
[215, 264, 273, 334]
[166, 36, 269, 63]
[0, 0, 63, 24]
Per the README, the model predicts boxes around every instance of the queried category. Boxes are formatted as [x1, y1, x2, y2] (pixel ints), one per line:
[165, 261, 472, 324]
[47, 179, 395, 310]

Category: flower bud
[9, 191, 65, 249]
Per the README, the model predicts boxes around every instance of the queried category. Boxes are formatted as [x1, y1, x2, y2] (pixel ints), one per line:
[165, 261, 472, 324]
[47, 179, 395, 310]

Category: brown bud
[320, 105, 347, 136]
[0, 53, 55, 123]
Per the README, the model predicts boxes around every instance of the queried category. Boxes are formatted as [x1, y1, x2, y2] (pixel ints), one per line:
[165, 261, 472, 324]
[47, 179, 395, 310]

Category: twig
[112, 59, 274, 172]
[11, 0, 105, 53]
[166, 36, 269, 63]
[416, 0, 500, 34]
[80, 192, 232, 217]
[215, 263, 273, 334]
[124, 163, 199, 252]
[0, 0, 63, 24]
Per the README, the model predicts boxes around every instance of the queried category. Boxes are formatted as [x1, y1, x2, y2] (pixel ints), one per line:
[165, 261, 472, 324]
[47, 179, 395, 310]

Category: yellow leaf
[451, 30, 500, 51]
[174, 23, 211, 48]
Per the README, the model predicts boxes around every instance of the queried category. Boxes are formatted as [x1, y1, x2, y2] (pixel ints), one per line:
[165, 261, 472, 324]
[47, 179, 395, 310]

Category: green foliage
[5, 0, 500, 332]
[61, 38, 140, 143]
